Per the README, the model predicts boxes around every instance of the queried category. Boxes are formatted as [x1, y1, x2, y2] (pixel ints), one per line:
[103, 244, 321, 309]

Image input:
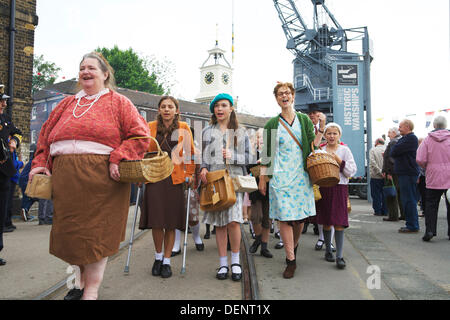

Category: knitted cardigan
[261, 112, 315, 176]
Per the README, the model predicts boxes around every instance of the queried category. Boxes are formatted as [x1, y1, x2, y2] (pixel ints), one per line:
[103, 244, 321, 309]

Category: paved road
[244, 196, 450, 300]
[0, 196, 448, 300]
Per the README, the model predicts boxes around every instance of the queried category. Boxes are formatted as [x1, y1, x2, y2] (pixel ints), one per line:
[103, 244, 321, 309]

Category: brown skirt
[50, 154, 131, 266]
[139, 176, 186, 230]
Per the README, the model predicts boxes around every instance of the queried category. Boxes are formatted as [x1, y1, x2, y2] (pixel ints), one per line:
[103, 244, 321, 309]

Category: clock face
[204, 72, 214, 84]
[222, 72, 230, 85]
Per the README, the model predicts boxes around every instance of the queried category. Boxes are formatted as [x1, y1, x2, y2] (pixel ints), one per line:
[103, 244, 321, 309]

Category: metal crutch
[124, 184, 142, 274]
[181, 178, 191, 274]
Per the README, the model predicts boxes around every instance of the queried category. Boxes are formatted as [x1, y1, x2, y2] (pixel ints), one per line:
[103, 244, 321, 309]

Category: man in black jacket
[390, 120, 420, 233]
[0, 92, 23, 266]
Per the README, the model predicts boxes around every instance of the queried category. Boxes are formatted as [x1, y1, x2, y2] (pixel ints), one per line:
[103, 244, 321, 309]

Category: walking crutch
[124, 184, 142, 274]
[181, 178, 191, 274]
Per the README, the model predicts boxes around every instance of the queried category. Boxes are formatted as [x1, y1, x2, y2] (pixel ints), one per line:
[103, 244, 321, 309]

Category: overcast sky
[34, 0, 449, 140]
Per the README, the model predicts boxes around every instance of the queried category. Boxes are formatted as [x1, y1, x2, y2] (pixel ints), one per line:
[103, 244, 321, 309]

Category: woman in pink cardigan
[416, 115, 450, 242]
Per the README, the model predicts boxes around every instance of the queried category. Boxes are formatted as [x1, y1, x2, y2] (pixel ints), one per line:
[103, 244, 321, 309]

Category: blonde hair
[273, 82, 295, 97]
[78, 51, 117, 91]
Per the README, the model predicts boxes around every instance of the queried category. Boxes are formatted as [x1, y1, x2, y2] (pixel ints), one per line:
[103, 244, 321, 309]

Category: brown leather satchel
[200, 169, 236, 212]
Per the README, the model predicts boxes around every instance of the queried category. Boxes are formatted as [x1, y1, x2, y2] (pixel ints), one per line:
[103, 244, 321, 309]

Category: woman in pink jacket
[416, 115, 450, 242]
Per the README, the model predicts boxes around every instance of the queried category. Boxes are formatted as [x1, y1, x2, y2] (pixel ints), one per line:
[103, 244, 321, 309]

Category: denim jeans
[370, 178, 387, 214]
[398, 175, 419, 231]
[20, 185, 38, 212]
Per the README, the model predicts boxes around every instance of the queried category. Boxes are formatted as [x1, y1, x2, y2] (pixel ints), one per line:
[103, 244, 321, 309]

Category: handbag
[383, 178, 397, 198]
[200, 169, 236, 212]
[25, 174, 52, 200]
[200, 135, 237, 211]
[232, 175, 258, 193]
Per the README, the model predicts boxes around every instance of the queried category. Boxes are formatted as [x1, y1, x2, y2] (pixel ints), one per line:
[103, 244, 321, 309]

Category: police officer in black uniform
[0, 89, 23, 266]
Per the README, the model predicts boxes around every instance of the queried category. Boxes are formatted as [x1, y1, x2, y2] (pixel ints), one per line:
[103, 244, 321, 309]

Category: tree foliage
[96, 46, 174, 95]
[32, 54, 61, 94]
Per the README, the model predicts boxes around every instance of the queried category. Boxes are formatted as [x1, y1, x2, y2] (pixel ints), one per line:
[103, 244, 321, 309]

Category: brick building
[0, 0, 38, 158]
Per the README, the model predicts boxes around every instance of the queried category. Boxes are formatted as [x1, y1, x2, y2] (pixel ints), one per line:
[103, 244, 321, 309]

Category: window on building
[52, 102, 57, 111]
[43, 103, 47, 112]
[31, 107, 37, 120]
[185, 118, 191, 126]
[140, 110, 147, 121]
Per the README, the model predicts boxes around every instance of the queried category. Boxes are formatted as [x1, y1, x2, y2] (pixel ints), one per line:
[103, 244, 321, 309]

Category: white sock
[274, 222, 280, 234]
[173, 229, 181, 252]
[218, 256, 228, 274]
[249, 221, 254, 233]
[318, 224, 324, 241]
[191, 223, 202, 245]
[155, 252, 163, 261]
[231, 252, 241, 274]
[163, 257, 171, 265]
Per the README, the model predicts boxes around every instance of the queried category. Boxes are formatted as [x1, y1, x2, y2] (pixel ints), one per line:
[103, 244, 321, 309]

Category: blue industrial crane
[273, 0, 374, 199]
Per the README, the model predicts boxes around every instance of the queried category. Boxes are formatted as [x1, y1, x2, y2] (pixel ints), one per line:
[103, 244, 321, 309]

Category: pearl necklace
[72, 90, 107, 119]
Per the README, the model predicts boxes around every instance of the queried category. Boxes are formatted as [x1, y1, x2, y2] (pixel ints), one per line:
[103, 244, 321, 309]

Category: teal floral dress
[269, 116, 316, 221]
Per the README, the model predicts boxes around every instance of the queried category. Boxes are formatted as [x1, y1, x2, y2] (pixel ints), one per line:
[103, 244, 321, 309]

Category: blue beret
[209, 93, 234, 113]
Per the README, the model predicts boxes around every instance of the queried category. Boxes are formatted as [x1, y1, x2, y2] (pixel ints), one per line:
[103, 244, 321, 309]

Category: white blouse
[323, 144, 357, 185]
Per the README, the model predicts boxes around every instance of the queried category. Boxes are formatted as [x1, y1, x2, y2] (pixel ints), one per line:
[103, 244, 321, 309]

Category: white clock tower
[195, 42, 234, 106]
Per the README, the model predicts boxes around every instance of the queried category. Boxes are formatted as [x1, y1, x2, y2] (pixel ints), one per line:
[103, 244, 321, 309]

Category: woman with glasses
[258, 82, 325, 279]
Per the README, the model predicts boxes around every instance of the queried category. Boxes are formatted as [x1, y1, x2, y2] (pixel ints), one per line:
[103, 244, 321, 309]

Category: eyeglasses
[277, 91, 292, 97]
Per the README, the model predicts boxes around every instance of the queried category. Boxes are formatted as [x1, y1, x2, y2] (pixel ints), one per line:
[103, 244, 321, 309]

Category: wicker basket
[306, 142, 340, 187]
[119, 136, 174, 183]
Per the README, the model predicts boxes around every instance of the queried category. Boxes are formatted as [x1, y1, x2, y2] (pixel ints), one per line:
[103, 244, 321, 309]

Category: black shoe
[313, 224, 319, 235]
[231, 264, 242, 281]
[249, 239, 261, 254]
[204, 232, 210, 239]
[160, 264, 172, 278]
[336, 257, 346, 269]
[398, 227, 419, 233]
[275, 242, 284, 249]
[151, 259, 163, 276]
[302, 222, 309, 234]
[0, 258, 6, 266]
[260, 248, 273, 258]
[274, 231, 280, 239]
[216, 266, 229, 280]
[3, 225, 15, 233]
[422, 232, 434, 242]
[325, 252, 335, 262]
[211, 227, 216, 235]
[195, 243, 205, 251]
[45, 218, 53, 225]
[64, 288, 84, 300]
[315, 239, 324, 251]
[39, 219, 46, 225]
[171, 249, 181, 257]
